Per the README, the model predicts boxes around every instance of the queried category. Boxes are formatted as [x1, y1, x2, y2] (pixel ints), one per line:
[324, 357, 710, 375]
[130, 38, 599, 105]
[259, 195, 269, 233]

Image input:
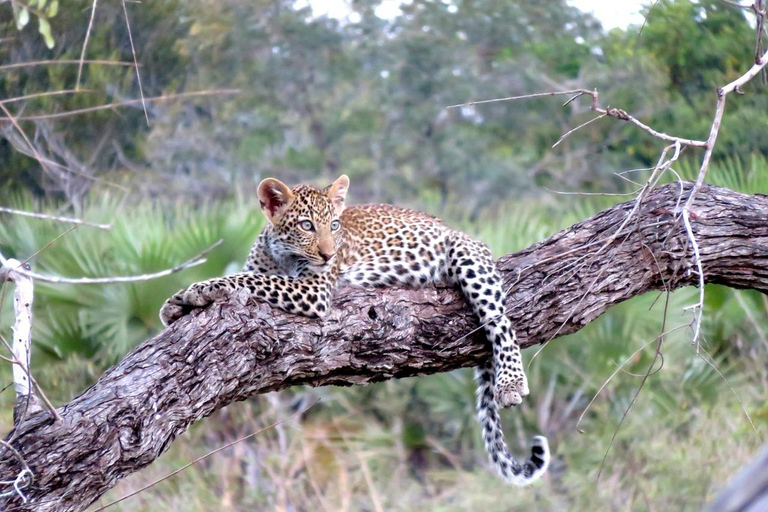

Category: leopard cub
[161, 175, 549, 485]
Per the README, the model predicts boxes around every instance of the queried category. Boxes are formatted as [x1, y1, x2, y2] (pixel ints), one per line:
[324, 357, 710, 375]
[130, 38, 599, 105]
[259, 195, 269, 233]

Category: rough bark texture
[1, 183, 767, 511]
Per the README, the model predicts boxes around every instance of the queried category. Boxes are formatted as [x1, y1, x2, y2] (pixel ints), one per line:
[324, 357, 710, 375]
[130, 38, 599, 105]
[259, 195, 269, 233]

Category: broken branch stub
[0, 259, 42, 424]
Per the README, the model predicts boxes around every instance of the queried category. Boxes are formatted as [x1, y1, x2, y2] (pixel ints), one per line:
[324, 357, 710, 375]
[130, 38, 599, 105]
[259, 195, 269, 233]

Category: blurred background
[0, 0, 767, 510]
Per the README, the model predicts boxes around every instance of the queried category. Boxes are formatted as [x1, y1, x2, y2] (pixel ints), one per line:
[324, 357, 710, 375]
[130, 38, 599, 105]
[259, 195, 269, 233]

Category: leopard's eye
[330, 220, 341, 231]
[299, 220, 314, 231]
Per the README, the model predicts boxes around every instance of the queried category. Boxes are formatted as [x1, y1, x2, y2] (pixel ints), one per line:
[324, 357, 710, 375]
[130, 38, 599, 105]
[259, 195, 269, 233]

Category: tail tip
[532, 435, 549, 452]
[528, 435, 551, 478]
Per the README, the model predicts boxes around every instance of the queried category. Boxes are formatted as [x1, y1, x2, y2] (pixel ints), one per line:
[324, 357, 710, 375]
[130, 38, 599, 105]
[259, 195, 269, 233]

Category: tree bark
[1, 182, 767, 512]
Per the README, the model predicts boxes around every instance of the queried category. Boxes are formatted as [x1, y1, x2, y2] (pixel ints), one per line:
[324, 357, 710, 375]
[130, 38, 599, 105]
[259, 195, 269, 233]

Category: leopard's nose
[319, 250, 335, 263]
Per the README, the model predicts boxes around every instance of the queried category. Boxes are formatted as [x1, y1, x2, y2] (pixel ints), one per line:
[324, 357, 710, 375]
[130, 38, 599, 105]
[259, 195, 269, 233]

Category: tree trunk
[1, 183, 767, 512]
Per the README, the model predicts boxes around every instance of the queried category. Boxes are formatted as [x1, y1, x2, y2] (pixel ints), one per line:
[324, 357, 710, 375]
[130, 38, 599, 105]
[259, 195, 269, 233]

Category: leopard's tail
[475, 362, 550, 485]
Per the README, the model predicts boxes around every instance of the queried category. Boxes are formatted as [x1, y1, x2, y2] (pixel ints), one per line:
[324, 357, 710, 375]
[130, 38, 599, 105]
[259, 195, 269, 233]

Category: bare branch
[120, 0, 148, 126]
[0, 90, 240, 122]
[0, 259, 41, 423]
[0, 60, 136, 72]
[0, 208, 112, 230]
[552, 113, 606, 148]
[92, 400, 319, 512]
[448, 89, 708, 147]
[0, 240, 222, 285]
[0, 440, 32, 504]
[684, 47, 768, 207]
[446, 89, 592, 109]
[0, 104, 59, 200]
[0, 90, 94, 105]
[75, 0, 99, 90]
[0, 261, 60, 424]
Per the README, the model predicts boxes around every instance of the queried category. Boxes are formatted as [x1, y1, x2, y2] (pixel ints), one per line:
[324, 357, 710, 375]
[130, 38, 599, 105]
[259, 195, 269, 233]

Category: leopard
[160, 175, 550, 485]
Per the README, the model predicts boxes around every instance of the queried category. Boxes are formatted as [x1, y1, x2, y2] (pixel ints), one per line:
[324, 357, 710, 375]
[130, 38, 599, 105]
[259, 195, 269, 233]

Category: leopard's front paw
[160, 300, 186, 327]
[159, 281, 229, 327]
[495, 374, 529, 408]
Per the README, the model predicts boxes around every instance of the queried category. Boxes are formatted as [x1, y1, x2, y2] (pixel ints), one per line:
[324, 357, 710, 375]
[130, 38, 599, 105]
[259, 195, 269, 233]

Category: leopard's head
[257, 175, 349, 267]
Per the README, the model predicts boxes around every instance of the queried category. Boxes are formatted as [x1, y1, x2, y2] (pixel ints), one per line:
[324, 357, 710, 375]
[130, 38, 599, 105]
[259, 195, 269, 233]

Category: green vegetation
[1, 0, 767, 509]
[1, 157, 767, 510]
[2, 0, 766, 207]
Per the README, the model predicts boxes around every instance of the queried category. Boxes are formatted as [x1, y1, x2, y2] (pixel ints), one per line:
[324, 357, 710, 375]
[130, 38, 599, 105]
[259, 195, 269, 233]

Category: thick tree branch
[1, 183, 767, 512]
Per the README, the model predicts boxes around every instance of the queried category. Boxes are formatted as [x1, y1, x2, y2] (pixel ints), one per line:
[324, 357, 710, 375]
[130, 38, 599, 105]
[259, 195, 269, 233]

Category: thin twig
[552, 113, 606, 148]
[543, 186, 643, 197]
[0, 59, 136, 71]
[446, 89, 592, 109]
[91, 399, 319, 511]
[449, 89, 708, 147]
[121, 0, 148, 126]
[0, 440, 32, 503]
[0, 102, 56, 186]
[76, 0, 99, 90]
[0, 261, 62, 422]
[681, 46, 768, 212]
[596, 327, 666, 482]
[696, 347, 760, 440]
[0, 240, 222, 285]
[527, 143, 682, 367]
[0, 89, 94, 105]
[681, 206, 705, 349]
[0, 90, 240, 122]
[0, 207, 112, 230]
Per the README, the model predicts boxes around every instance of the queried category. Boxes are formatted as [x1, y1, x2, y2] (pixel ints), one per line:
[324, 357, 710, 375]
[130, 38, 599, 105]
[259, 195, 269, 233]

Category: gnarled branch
[1, 183, 767, 512]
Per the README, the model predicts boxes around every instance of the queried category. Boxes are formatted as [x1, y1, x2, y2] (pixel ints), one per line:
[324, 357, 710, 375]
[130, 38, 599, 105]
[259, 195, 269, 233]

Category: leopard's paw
[160, 301, 186, 327]
[160, 281, 228, 327]
[495, 374, 529, 408]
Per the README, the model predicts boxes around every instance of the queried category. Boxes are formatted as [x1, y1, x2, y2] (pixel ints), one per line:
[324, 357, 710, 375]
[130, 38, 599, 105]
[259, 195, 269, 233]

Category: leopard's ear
[325, 175, 349, 215]
[258, 178, 295, 224]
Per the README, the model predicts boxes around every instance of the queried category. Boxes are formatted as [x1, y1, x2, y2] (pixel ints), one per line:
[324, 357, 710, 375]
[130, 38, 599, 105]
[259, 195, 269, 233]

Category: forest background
[1, 0, 767, 510]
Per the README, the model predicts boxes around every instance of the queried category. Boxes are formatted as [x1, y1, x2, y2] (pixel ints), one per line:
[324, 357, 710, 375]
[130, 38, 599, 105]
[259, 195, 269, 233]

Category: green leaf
[16, 7, 30, 30]
[47, 0, 59, 17]
[38, 17, 55, 49]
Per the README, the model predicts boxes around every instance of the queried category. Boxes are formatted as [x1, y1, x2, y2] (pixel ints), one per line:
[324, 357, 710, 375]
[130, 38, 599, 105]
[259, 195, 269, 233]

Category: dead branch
[120, 0, 149, 126]
[0, 60, 137, 72]
[75, 0, 99, 90]
[0, 207, 112, 230]
[0, 90, 240, 122]
[0, 260, 42, 424]
[0, 183, 765, 512]
[0, 240, 221, 285]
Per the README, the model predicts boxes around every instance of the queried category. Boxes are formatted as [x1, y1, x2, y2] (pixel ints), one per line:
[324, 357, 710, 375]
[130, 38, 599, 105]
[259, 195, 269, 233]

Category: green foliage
[0, 193, 263, 364]
[2, 164, 766, 509]
[0, 0, 191, 199]
[670, 153, 768, 194]
[2, 0, 766, 209]
[11, 0, 58, 49]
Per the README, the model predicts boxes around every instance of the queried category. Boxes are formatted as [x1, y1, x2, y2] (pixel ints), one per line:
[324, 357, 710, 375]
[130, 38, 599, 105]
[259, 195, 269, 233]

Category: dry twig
[75, 0, 99, 90]
[0, 90, 240, 122]
[0, 207, 112, 230]
[0, 240, 222, 285]
[120, 0, 148, 125]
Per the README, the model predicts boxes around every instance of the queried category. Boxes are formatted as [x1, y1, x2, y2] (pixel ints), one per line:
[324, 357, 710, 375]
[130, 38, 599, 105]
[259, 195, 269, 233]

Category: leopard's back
[338, 204, 451, 287]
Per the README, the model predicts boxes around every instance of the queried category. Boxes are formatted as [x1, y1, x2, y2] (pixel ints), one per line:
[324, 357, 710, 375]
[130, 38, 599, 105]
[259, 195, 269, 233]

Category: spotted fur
[161, 175, 550, 485]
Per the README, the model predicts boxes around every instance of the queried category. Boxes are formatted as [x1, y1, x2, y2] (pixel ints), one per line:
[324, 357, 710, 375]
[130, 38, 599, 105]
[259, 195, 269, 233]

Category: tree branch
[1, 183, 767, 512]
